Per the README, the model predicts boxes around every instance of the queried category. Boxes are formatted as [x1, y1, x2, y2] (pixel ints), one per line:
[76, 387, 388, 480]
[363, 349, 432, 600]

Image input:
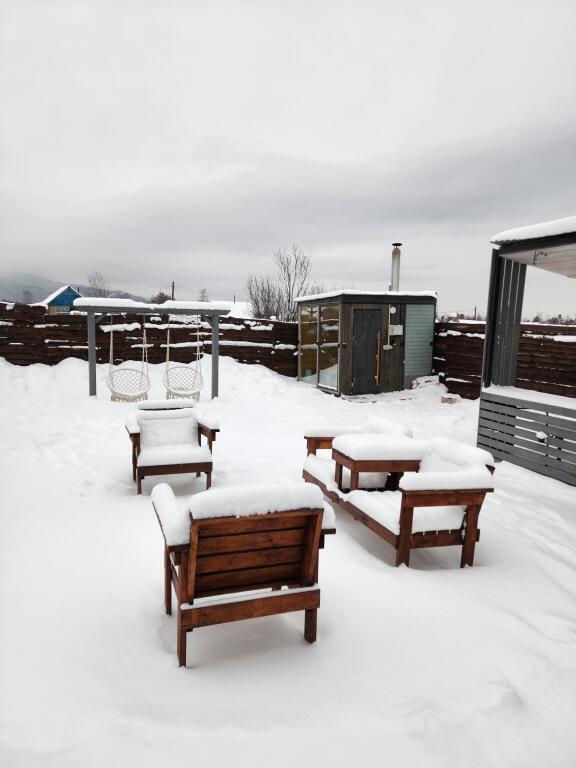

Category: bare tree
[150, 290, 170, 304]
[21, 289, 33, 304]
[86, 271, 111, 297]
[198, 287, 210, 302]
[274, 245, 311, 321]
[246, 273, 282, 319]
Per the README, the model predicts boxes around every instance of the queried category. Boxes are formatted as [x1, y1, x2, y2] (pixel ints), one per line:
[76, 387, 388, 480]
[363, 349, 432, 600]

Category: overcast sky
[1, 0, 575, 315]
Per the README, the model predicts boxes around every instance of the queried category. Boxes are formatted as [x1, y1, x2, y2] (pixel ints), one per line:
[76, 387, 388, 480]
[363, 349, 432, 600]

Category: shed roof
[296, 289, 437, 304]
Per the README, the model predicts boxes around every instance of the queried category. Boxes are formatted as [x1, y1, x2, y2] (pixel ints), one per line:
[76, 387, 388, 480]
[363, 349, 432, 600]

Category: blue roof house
[41, 285, 83, 314]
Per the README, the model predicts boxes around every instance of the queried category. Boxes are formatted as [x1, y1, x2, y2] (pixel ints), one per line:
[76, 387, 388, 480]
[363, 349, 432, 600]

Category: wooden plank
[411, 530, 469, 548]
[196, 546, 304, 574]
[195, 562, 302, 593]
[197, 528, 307, 555]
[197, 512, 312, 537]
[181, 589, 320, 630]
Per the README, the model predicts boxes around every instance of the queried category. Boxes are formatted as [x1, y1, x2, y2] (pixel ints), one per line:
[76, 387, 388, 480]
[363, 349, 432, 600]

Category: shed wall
[404, 303, 435, 388]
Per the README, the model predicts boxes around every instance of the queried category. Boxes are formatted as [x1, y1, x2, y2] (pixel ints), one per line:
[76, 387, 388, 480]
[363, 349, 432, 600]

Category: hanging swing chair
[163, 316, 203, 401]
[106, 315, 151, 402]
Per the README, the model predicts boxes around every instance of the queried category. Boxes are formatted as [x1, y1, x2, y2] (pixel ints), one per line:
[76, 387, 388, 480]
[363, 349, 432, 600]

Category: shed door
[404, 304, 435, 388]
[352, 309, 381, 395]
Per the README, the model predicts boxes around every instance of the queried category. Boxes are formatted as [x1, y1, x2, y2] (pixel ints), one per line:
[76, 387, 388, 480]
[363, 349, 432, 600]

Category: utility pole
[171, 281, 175, 300]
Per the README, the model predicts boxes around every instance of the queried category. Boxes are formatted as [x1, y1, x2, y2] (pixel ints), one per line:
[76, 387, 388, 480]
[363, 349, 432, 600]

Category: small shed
[296, 290, 437, 396]
[41, 285, 82, 314]
[478, 215, 576, 484]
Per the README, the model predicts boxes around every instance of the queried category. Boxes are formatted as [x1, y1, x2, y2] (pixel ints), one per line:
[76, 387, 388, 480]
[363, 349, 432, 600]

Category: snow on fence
[434, 321, 576, 400]
[0, 303, 298, 377]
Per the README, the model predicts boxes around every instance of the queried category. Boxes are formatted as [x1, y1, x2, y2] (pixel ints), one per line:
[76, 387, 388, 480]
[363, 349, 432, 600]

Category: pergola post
[87, 311, 97, 397]
[211, 313, 220, 398]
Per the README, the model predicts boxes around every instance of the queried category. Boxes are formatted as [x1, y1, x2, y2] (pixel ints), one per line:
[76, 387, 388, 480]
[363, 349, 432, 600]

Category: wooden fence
[0, 303, 298, 377]
[434, 321, 576, 399]
[4, 305, 576, 399]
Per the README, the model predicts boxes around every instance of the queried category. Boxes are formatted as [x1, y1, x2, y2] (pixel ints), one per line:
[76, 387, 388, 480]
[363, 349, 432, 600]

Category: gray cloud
[1, 0, 575, 313]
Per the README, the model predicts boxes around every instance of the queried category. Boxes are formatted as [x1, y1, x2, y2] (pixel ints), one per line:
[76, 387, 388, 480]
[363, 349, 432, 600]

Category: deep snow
[1, 355, 575, 767]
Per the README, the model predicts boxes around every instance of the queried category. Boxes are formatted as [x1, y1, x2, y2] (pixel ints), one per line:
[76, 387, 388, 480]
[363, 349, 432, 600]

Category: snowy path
[1, 357, 575, 767]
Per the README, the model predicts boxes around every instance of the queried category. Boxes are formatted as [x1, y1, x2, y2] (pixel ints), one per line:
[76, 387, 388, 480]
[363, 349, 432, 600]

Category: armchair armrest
[399, 468, 495, 493]
[198, 422, 220, 451]
[304, 435, 335, 454]
[399, 469, 494, 509]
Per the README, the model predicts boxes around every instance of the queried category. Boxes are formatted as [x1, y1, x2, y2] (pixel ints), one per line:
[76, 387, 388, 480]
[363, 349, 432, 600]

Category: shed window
[299, 306, 318, 383]
[318, 305, 339, 390]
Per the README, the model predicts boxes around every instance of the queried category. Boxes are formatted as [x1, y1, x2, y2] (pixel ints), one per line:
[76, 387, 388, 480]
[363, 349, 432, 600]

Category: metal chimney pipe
[390, 242, 402, 291]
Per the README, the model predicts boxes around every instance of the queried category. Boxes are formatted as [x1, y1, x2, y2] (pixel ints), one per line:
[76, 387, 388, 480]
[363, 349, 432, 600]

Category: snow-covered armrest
[197, 421, 219, 440]
[399, 467, 495, 493]
[194, 409, 220, 431]
[151, 483, 189, 547]
[188, 483, 324, 520]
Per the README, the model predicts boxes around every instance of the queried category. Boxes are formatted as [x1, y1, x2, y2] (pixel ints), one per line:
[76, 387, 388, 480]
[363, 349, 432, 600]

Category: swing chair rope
[109, 314, 115, 372]
[163, 313, 203, 400]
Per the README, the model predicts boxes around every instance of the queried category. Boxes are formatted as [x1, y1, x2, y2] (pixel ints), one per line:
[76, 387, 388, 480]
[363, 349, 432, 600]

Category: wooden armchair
[135, 410, 215, 494]
[125, 405, 219, 488]
[151, 483, 335, 667]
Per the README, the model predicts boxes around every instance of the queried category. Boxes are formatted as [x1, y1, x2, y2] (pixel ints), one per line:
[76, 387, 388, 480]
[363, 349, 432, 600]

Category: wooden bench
[303, 437, 495, 567]
[152, 483, 335, 666]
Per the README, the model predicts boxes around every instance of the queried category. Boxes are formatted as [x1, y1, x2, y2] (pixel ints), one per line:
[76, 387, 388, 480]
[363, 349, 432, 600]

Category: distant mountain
[0, 272, 147, 303]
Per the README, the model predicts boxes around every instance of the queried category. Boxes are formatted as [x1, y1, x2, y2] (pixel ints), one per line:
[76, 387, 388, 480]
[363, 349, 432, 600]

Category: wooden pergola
[478, 216, 576, 484]
[73, 298, 232, 399]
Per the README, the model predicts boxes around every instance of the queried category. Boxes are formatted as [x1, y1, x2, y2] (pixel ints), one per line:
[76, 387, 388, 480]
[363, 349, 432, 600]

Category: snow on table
[332, 434, 424, 460]
[305, 416, 413, 439]
[1, 354, 576, 767]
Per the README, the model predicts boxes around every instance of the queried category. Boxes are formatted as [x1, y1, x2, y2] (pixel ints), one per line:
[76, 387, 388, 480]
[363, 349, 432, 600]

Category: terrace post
[87, 310, 97, 397]
[211, 313, 219, 398]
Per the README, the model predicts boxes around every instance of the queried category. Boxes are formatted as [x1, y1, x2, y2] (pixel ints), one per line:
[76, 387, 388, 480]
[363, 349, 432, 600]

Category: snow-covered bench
[135, 410, 215, 494]
[304, 416, 413, 455]
[125, 401, 219, 482]
[151, 483, 336, 667]
[304, 436, 495, 567]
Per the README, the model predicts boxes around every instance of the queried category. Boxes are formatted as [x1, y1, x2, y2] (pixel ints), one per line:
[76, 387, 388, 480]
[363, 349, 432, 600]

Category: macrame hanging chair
[105, 314, 151, 402]
[163, 316, 203, 401]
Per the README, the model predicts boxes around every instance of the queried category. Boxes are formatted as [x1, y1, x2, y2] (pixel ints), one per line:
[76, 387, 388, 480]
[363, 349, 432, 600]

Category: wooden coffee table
[331, 435, 423, 492]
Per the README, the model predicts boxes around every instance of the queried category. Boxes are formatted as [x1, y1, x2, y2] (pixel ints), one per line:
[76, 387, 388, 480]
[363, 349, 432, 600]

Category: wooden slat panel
[197, 528, 307, 555]
[196, 545, 304, 574]
[486, 445, 576, 485]
[197, 513, 311, 537]
[195, 562, 302, 593]
[181, 589, 320, 630]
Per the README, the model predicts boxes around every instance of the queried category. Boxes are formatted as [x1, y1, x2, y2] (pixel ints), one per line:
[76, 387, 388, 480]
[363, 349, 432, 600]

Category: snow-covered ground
[1, 356, 575, 767]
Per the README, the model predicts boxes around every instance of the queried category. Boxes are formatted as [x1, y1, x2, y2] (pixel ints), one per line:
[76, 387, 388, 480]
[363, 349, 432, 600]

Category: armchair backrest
[186, 509, 323, 601]
[138, 409, 199, 450]
[186, 509, 323, 603]
[419, 437, 495, 473]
